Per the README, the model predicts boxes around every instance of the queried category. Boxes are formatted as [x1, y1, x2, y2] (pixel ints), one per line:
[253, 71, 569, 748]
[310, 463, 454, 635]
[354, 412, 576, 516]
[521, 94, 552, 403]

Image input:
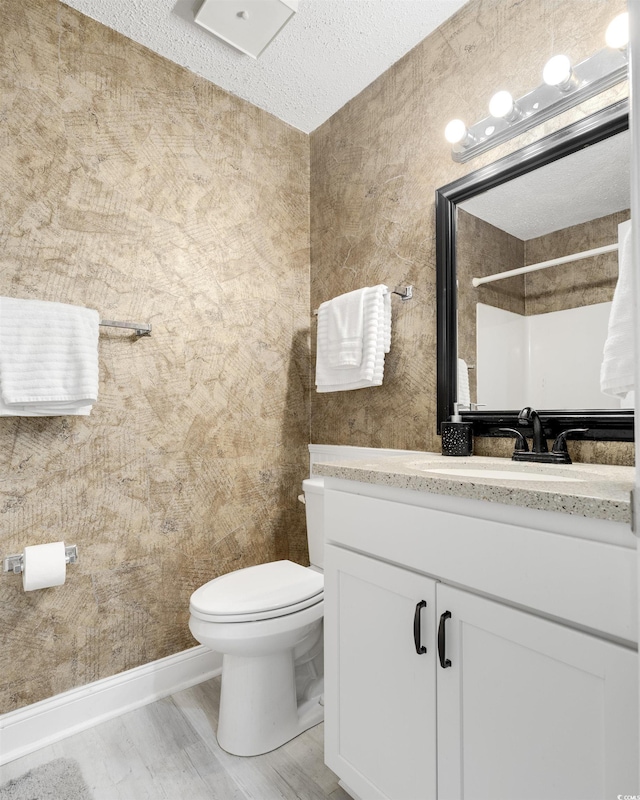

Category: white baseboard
[0, 645, 222, 765]
[339, 779, 362, 799]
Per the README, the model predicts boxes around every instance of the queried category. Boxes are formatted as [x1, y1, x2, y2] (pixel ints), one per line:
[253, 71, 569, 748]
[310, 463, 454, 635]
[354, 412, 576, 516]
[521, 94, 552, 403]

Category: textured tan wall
[457, 209, 525, 401]
[310, 0, 631, 465]
[0, 0, 310, 712]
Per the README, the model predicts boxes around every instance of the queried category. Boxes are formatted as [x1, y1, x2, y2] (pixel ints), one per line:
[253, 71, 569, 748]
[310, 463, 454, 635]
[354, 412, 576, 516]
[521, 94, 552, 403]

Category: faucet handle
[552, 428, 589, 454]
[498, 428, 529, 452]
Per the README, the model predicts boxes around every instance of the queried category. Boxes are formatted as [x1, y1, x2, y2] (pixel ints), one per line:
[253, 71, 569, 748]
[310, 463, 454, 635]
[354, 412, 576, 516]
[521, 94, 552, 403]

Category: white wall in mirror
[476, 301, 630, 410]
[475, 304, 525, 409]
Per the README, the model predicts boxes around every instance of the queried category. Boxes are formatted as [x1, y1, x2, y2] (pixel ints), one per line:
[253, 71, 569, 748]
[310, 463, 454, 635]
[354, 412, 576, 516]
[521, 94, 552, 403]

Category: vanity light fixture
[445, 13, 629, 162]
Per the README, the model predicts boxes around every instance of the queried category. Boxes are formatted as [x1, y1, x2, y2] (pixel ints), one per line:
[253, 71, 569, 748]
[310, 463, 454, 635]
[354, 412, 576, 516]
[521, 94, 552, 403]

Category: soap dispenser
[441, 403, 473, 456]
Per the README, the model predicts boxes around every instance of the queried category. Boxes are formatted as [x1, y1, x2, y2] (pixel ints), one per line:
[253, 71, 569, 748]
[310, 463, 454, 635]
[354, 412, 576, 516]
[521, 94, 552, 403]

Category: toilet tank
[302, 477, 324, 569]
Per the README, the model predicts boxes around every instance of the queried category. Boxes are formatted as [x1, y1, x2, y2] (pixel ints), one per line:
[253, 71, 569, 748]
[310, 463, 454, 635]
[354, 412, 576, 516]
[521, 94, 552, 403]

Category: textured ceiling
[61, 0, 468, 133]
[460, 130, 630, 240]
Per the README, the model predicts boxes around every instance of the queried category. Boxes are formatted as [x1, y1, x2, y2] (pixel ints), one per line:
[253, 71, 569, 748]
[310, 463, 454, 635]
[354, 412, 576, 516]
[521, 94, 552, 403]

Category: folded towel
[457, 358, 471, 407]
[316, 285, 391, 392]
[326, 288, 365, 368]
[0, 297, 99, 416]
[600, 220, 634, 397]
[383, 292, 391, 354]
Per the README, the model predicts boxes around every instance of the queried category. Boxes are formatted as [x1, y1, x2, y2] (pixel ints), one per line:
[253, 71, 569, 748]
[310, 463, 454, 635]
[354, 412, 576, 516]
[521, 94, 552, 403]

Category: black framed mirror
[436, 99, 632, 441]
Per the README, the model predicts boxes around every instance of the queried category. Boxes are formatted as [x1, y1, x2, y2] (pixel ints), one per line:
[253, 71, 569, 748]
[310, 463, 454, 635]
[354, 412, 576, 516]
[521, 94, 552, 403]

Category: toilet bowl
[188, 478, 325, 757]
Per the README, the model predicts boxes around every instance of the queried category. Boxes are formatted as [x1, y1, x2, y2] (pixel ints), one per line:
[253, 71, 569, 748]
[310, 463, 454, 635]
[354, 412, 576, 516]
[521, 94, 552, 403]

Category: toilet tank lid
[190, 560, 324, 616]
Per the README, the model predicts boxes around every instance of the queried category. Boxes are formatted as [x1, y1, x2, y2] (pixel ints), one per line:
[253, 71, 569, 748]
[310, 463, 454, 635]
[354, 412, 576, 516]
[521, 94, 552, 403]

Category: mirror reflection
[455, 129, 630, 412]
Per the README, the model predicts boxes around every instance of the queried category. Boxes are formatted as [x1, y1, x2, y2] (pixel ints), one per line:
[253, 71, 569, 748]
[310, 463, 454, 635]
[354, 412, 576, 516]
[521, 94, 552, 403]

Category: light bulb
[444, 119, 468, 145]
[489, 91, 513, 118]
[489, 90, 522, 122]
[543, 55, 575, 90]
[606, 12, 629, 49]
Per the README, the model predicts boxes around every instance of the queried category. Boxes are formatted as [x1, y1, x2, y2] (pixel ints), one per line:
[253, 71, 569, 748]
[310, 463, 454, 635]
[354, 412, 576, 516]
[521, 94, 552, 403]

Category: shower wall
[0, 0, 310, 713]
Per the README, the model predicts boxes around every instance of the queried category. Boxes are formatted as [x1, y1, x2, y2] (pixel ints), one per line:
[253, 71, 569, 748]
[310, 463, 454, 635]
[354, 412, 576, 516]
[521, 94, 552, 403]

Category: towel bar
[99, 320, 152, 336]
[391, 285, 413, 301]
[312, 285, 413, 316]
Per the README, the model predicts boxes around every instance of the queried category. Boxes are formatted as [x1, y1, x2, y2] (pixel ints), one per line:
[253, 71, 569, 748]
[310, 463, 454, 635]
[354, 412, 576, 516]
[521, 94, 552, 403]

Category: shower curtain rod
[471, 242, 618, 288]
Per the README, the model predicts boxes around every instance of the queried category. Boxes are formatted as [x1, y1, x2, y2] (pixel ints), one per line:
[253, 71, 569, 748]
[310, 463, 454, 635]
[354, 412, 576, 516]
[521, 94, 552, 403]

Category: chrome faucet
[499, 407, 588, 464]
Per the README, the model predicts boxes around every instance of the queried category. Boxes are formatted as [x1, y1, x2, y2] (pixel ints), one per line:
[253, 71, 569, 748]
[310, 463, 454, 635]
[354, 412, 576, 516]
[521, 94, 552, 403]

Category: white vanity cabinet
[324, 545, 438, 800]
[323, 481, 639, 800]
[436, 583, 636, 800]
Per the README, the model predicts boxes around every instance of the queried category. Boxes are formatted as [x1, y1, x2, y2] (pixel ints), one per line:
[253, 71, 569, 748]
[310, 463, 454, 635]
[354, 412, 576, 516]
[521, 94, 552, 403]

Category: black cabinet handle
[413, 600, 427, 655]
[438, 611, 452, 668]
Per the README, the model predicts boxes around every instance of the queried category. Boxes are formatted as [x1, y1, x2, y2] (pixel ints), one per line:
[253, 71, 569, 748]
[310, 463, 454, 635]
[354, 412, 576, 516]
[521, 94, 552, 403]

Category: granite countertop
[312, 453, 635, 524]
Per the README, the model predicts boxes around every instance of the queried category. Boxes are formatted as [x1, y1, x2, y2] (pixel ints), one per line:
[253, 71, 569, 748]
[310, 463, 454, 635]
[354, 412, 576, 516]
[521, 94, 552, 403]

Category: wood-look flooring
[1, 677, 350, 800]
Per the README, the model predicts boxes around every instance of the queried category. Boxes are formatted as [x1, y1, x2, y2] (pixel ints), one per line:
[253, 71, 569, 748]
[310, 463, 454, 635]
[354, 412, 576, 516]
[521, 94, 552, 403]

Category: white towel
[0, 297, 99, 416]
[316, 285, 391, 392]
[457, 358, 471, 407]
[600, 220, 634, 398]
[383, 291, 391, 353]
[326, 288, 365, 368]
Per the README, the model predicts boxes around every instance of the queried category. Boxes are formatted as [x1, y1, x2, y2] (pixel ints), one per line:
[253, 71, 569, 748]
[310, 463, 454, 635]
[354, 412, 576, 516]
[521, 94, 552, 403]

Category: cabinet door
[324, 544, 437, 800]
[436, 584, 638, 800]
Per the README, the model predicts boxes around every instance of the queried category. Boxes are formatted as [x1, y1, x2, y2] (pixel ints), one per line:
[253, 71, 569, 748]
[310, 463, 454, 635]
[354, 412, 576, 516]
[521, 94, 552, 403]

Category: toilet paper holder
[3, 544, 78, 575]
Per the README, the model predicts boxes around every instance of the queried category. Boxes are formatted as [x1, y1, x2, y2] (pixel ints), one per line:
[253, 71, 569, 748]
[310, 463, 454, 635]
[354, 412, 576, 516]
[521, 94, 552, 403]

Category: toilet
[188, 477, 325, 757]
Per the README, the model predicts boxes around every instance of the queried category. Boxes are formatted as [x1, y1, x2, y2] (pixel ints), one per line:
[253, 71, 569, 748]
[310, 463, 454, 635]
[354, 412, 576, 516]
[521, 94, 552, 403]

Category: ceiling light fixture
[195, 0, 298, 59]
[445, 14, 628, 162]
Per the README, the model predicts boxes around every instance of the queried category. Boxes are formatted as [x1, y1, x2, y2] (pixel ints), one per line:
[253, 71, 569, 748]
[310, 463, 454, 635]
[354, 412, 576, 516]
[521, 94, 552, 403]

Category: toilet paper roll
[22, 541, 67, 591]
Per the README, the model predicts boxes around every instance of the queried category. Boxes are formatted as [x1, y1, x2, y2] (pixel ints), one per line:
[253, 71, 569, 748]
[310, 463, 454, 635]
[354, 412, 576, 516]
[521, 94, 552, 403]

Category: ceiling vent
[194, 0, 298, 59]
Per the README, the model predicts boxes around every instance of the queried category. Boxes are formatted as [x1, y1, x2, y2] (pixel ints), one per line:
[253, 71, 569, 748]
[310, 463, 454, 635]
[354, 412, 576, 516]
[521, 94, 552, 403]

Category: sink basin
[421, 468, 578, 483]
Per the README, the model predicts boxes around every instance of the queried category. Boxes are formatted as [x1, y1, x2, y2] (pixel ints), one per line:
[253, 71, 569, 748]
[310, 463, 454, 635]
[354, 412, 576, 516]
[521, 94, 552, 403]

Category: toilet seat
[189, 592, 323, 623]
[190, 560, 324, 624]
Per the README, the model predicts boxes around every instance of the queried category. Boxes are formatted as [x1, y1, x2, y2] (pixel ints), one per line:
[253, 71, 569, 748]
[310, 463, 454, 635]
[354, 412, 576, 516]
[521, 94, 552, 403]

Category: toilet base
[217, 650, 324, 756]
